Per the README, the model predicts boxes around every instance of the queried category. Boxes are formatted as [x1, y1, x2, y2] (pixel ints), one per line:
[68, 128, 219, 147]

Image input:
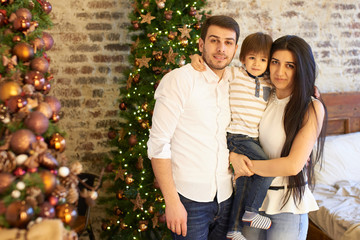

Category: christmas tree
[0, 0, 89, 236]
[100, 0, 209, 239]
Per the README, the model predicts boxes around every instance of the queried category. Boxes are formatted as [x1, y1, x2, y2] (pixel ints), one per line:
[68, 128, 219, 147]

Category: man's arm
[151, 158, 187, 236]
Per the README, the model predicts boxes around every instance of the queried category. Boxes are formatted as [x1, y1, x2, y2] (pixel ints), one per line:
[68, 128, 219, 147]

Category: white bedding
[310, 132, 360, 240]
[309, 181, 360, 240]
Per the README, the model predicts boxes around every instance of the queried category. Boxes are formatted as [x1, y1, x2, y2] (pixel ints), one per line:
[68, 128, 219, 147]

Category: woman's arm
[252, 100, 325, 177]
[230, 100, 325, 177]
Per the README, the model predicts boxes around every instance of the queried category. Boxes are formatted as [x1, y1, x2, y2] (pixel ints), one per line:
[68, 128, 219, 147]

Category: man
[147, 15, 239, 239]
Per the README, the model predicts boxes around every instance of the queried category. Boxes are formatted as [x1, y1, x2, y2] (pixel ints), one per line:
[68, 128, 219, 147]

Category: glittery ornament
[10, 129, 36, 154]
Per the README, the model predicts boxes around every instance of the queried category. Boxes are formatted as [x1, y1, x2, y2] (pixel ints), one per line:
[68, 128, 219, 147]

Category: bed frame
[306, 91, 360, 240]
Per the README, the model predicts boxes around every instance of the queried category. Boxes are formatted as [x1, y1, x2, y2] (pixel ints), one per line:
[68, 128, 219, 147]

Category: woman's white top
[258, 93, 319, 215]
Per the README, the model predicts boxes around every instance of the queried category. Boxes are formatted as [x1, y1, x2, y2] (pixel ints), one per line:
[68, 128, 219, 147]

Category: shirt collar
[202, 62, 231, 83]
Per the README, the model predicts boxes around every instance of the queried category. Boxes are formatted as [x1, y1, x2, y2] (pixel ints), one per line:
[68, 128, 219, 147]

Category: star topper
[178, 25, 192, 39]
[140, 12, 156, 24]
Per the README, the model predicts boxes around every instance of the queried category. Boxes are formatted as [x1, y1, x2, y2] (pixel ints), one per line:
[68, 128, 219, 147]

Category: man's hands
[165, 199, 188, 236]
[229, 152, 254, 180]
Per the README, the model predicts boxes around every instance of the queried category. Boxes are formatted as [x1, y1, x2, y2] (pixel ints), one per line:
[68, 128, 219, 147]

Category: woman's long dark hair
[270, 36, 328, 207]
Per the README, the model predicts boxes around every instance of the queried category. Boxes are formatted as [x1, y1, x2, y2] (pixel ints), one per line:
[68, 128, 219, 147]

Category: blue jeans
[172, 194, 233, 240]
[242, 212, 309, 240]
[227, 133, 273, 232]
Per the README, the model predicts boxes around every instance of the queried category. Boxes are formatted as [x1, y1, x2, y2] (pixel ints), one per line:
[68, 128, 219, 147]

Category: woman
[231, 35, 328, 240]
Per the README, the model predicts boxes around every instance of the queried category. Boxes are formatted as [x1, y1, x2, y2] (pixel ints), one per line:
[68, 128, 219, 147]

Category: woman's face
[269, 50, 296, 99]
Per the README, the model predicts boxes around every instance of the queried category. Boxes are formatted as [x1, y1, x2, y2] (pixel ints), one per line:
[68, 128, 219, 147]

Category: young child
[191, 32, 273, 240]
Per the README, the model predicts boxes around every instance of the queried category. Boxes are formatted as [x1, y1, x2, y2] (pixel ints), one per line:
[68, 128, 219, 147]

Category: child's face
[241, 52, 268, 77]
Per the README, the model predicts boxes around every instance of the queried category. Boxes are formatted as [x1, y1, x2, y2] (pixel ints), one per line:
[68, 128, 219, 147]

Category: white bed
[307, 92, 360, 240]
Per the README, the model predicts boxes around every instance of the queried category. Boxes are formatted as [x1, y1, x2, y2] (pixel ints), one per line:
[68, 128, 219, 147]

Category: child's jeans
[227, 133, 274, 233]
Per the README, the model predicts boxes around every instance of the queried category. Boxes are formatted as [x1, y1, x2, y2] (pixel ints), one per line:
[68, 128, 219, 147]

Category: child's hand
[189, 54, 206, 71]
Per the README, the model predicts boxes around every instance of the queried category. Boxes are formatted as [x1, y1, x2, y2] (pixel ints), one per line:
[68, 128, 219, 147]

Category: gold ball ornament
[149, 35, 157, 43]
[148, 205, 155, 214]
[39, 170, 57, 195]
[125, 174, 134, 185]
[180, 39, 189, 47]
[139, 221, 148, 232]
[120, 221, 128, 230]
[168, 32, 175, 40]
[5, 201, 34, 228]
[13, 42, 34, 62]
[56, 204, 78, 227]
[24, 111, 49, 135]
[15, 8, 32, 20]
[10, 129, 36, 154]
[0, 81, 22, 101]
[49, 133, 66, 152]
[30, 57, 49, 73]
[116, 190, 125, 200]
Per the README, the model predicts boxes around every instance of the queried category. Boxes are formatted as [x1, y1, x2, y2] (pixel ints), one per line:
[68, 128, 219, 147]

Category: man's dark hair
[200, 15, 240, 43]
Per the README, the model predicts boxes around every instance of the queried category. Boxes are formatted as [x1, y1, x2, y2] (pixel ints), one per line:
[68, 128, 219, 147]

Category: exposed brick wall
[47, 0, 359, 237]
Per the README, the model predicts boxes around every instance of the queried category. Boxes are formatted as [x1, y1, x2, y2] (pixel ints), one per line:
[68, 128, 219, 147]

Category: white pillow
[314, 132, 360, 185]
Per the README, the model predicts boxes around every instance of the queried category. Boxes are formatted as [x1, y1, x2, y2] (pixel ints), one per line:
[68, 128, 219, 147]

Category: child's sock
[242, 211, 272, 230]
[226, 231, 247, 240]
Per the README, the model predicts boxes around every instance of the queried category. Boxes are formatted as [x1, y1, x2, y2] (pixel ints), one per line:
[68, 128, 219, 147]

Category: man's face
[199, 25, 238, 77]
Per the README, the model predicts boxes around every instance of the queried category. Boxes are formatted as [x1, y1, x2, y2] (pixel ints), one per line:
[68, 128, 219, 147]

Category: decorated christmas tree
[100, 0, 209, 239]
[0, 0, 89, 237]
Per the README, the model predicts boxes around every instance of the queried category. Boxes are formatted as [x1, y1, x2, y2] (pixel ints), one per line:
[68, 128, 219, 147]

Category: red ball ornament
[119, 102, 127, 110]
[15, 8, 32, 20]
[107, 131, 116, 139]
[13, 167, 26, 176]
[0, 12, 6, 27]
[42, 1, 52, 14]
[128, 134, 137, 146]
[42, 80, 51, 94]
[42, 32, 54, 51]
[44, 96, 61, 114]
[24, 111, 49, 135]
[36, 102, 53, 119]
[48, 195, 59, 206]
[7, 95, 27, 113]
[5, 201, 34, 228]
[194, 22, 201, 30]
[10, 129, 36, 154]
[132, 20, 139, 30]
[39, 201, 55, 218]
[13, 17, 31, 32]
[30, 57, 49, 73]
[25, 71, 45, 90]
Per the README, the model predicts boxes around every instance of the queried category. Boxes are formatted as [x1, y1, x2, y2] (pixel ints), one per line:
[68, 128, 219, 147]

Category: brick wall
[47, 0, 359, 237]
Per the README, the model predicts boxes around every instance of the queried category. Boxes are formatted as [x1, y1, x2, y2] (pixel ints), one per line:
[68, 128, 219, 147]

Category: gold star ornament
[164, 47, 178, 64]
[140, 12, 156, 24]
[131, 193, 147, 211]
[136, 55, 151, 68]
[178, 25, 192, 39]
